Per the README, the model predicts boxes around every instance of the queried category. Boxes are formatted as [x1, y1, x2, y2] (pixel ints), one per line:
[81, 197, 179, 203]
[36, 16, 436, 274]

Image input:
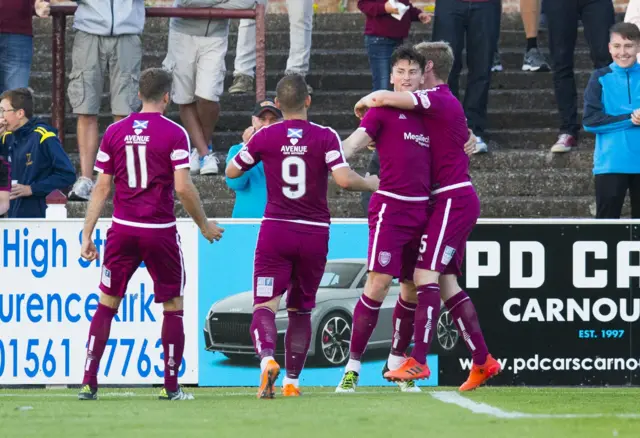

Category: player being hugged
[226, 74, 378, 399]
[355, 41, 501, 391]
[335, 45, 432, 393]
[78, 68, 224, 401]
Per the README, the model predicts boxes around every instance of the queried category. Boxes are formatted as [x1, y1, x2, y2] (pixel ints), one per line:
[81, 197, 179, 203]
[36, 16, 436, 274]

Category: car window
[320, 262, 364, 288]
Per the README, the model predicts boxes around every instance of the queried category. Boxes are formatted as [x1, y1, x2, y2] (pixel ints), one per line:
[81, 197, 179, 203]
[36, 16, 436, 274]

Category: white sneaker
[68, 177, 94, 201]
[335, 370, 358, 393]
[473, 137, 488, 154]
[200, 154, 220, 175]
[189, 149, 201, 175]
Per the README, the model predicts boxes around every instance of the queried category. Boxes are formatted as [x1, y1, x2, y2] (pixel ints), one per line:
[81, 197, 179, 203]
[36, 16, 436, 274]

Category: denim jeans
[0, 33, 33, 93]
[365, 35, 403, 91]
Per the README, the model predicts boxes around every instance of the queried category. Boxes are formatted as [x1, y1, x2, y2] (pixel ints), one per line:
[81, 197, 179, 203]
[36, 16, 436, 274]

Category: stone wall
[142, 0, 630, 14]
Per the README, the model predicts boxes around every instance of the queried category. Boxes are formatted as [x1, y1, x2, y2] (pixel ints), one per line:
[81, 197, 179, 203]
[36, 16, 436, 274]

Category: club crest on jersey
[287, 128, 303, 139]
[378, 251, 391, 267]
[133, 120, 148, 135]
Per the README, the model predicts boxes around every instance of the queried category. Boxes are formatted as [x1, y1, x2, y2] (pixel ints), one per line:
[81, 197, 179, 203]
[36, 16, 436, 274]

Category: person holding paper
[358, 0, 432, 92]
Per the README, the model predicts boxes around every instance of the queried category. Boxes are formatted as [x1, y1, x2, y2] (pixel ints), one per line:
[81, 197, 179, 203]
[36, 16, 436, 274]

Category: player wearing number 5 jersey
[226, 74, 379, 399]
[355, 42, 500, 391]
[78, 68, 224, 402]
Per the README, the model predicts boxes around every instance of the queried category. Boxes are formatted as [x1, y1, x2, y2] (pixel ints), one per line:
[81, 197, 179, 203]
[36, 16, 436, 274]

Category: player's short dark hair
[610, 22, 640, 42]
[390, 44, 426, 72]
[276, 74, 309, 113]
[138, 68, 173, 102]
[0, 88, 33, 119]
[414, 41, 455, 82]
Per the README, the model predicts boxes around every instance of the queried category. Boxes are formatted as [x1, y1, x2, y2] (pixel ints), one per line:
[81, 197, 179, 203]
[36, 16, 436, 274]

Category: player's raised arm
[174, 168, 223, 243]
[354, 90, 416, 119]
[225, 131, 263, 179]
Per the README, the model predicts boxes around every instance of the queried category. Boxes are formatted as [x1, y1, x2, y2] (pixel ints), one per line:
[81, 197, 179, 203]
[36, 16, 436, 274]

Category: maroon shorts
[417, 192, 481, 276]
[99, 223, 185, 303]
[367, 193, 429, 282]
[253, 220, 329, 311]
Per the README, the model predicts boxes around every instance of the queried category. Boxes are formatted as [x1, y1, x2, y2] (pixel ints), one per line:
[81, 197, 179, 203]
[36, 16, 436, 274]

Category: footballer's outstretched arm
[81, 172, 112, 261]
[342, 128, 374, 160]
[354, 90, 415, 118]
[332, 166, 379, 192]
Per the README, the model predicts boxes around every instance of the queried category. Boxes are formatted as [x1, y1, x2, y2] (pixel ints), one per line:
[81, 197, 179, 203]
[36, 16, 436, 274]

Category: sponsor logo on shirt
[124, 135, 150, 144]
[96, 150, 110, 162]
[399, 113, 407, 119]
[171, 149, 189, 161]
[281, 145, 308, 155]
[325, 150, 341, 163]
[403, 132, 430, 147]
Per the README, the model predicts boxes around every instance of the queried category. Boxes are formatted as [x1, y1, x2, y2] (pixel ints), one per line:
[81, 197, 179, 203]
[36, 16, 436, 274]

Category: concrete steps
[27, 13, 605, 218]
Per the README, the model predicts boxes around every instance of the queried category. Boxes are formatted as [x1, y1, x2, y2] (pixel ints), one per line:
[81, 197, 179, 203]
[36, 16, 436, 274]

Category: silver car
[203, 258, 459, 367]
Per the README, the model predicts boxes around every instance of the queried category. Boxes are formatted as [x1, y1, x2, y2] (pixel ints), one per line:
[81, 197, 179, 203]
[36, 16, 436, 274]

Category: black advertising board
[437, 221, 640, 386]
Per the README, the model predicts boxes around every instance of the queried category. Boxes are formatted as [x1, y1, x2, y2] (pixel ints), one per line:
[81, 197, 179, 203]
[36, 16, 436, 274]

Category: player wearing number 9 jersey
[78, 68, 224, 402]
[226, 74, 378, 399]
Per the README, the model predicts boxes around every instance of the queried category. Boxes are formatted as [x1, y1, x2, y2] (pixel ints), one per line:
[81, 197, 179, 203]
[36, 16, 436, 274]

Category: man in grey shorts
[229, 0, 314, 95]
[67, 0, 145, 201]
[164, 0, 255, 176]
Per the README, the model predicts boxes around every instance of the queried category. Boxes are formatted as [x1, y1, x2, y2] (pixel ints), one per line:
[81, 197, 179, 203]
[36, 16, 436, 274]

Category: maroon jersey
[94, 113, 190, 229]
[232, 120, 348, 226]
[410, 86, 473, 196]
[358, 107, 430, 201]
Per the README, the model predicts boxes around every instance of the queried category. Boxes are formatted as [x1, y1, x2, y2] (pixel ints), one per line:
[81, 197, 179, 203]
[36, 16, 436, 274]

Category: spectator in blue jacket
[225, 100, 282, 218]
[583, 23, 640, 219]
[0, 88, 76, 218]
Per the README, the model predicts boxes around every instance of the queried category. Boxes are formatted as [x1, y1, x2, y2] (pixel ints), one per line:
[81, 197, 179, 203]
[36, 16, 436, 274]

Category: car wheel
[436, 307, 459, 353]
[314, 311, 352, 367]
[222, 353, 257, 364]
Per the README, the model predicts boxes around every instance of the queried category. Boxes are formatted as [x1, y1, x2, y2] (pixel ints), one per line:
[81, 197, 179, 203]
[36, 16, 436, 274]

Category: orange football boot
[282, 384, 301, 397]
[459, 354, 501, 391]
[257, 359, 281, 399]
[383, 357, 431, 381]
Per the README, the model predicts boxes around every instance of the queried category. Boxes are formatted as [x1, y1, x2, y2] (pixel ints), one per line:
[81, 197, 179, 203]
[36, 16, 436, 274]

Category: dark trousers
[365, 35, 404, 92]
[544, 0, 614, 138]
[595, 174, 640, 219]
[433, 0, 501, 137]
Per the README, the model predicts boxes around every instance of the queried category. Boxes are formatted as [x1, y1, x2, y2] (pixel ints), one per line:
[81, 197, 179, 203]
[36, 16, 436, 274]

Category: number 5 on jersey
[282, 156, 306, 199]
[125, 145, 148, 189]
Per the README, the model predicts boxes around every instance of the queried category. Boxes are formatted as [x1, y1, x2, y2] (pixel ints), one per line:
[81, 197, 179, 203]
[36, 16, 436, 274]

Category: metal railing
[50, 4, 267, 144]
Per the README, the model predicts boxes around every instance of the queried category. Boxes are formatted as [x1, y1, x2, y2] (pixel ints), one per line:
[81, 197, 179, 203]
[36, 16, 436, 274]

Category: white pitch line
[431, 391, 640, 419]
[0, 390, 395, 399]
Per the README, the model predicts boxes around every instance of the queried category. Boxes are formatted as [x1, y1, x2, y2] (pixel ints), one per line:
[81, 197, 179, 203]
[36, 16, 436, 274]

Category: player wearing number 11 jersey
[226, 74, 378, 399]
[78, 68, 224, 401]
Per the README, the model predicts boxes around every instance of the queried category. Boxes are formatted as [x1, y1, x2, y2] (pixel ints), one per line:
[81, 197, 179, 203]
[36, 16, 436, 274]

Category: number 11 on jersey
[125, 145, 148, 189]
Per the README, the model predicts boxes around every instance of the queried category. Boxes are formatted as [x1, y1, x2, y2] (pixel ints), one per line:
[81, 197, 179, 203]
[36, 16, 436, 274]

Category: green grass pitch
[2, 387, 640, 437]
